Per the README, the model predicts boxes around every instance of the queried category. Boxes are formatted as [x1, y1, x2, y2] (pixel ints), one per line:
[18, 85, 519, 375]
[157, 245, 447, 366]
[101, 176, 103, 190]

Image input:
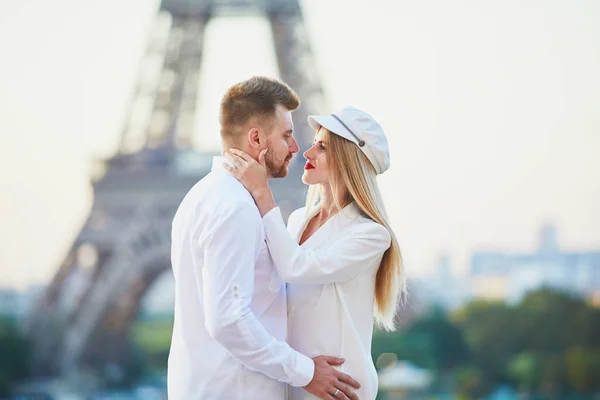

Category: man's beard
[265, 150, 291, 178]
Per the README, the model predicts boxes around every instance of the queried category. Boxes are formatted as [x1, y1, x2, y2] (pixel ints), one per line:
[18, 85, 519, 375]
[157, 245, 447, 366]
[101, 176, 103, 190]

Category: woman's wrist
[252, 187, 276, 217]
[251, 187, 270, 201]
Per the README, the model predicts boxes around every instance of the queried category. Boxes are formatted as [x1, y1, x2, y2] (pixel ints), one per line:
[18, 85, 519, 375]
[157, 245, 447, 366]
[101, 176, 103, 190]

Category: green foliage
[372, 306, 470, 390]
[372, 327, 435, 369]
[455, 365, 485, 399]
[565, 347, 600, 393]
[0, 317, 32, 397]
[450, 287, 600, 395]
[373, 288, 600, 397]
[130, 316, 173, 373]
[508, 352, 543, 391]
[406, 307, 470, 371]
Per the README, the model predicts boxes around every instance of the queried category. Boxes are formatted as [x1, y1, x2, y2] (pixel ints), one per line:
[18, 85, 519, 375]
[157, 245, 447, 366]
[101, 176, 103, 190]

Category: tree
[405, 307, 470, 371]
[372, 306, 470, 373]
[0, 318, 32, 397]
[507, 352, 541, 392]
[565, 347, 600, 393]
[452, 300, 519, 389]
[455, 365, 485, 400]
[454, 288, 600, 396]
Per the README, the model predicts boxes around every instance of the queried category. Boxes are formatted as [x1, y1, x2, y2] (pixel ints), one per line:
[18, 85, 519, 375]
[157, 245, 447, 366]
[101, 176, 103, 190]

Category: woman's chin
[301, 172, 314, 185]
[304, 167, 329, 185]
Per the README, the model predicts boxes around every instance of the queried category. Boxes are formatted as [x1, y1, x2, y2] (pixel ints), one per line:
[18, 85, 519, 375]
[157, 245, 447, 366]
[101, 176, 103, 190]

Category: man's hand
[304, 356, 361, 400]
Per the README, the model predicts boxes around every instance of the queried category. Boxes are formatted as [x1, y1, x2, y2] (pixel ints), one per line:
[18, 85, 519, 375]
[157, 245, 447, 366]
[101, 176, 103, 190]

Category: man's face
[264, 104, 299, 178]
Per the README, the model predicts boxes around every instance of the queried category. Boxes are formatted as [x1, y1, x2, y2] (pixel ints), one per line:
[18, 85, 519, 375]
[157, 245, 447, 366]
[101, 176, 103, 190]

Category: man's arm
[200, 201, 361, 399]
[200, 202, 313, 387]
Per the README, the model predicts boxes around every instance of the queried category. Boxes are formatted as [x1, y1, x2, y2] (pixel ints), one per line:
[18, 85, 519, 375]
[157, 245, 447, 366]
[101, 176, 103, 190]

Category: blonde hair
[305, 128, 406, 331]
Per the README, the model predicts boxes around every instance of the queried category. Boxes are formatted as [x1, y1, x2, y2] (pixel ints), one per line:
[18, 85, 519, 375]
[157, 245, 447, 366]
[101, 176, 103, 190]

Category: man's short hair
[219, 76, 300, 143]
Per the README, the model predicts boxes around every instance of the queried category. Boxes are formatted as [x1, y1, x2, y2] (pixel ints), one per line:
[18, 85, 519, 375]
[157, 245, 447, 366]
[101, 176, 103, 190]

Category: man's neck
[222, 144, 259, 162]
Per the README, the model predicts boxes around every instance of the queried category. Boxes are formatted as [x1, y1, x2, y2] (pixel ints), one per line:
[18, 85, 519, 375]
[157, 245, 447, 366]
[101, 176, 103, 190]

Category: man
[167, 76, 360, 399]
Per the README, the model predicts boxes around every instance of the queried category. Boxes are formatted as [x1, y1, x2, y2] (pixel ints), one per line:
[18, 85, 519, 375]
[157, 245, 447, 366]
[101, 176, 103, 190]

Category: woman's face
[302, 127, 330, 185]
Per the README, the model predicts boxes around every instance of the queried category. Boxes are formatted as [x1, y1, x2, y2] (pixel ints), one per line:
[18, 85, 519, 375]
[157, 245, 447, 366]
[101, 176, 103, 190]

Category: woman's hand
[224, 147, 269, 196]
[223, 148, 276, 216]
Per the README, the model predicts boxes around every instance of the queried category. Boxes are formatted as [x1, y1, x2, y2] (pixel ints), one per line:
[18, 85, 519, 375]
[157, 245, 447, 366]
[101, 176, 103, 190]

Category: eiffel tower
[25, 0, 326, 378]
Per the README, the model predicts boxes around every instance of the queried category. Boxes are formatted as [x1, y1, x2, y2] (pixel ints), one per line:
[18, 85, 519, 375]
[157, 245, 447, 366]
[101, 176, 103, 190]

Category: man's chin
[273, 169, 288, 179]
[270, 166, 289, 179]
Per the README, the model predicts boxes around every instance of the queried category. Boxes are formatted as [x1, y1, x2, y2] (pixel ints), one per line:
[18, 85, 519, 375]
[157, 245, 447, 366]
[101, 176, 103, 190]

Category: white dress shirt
[262, 203, 391, 400]
[167, 157, 314, 400]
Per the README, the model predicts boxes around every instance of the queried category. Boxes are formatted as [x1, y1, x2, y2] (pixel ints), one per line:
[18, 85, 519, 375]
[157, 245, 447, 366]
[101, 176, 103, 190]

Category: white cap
[307, 106, 391, 175]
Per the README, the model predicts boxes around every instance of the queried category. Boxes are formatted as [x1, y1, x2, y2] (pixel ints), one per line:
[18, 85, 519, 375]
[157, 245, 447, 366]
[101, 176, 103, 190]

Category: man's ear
[247, 126, 262, 149]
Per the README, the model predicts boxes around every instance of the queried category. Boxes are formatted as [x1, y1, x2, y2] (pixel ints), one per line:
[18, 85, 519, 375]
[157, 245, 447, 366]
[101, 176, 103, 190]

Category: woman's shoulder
[287, 206, 308, 226]
[351, 213, 392, 246]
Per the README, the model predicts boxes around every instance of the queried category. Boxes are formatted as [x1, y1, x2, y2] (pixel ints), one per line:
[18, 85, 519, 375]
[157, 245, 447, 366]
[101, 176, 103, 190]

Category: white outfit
[167, 157, 314, 400]
[262, 203, 391, 400]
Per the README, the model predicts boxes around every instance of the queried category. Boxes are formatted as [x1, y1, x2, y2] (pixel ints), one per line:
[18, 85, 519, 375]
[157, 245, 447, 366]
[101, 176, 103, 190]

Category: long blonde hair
[305, 128, 407, 331]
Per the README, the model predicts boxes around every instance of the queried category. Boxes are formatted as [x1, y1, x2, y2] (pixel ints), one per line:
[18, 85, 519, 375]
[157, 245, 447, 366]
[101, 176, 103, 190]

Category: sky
[0, 0, 599, 290]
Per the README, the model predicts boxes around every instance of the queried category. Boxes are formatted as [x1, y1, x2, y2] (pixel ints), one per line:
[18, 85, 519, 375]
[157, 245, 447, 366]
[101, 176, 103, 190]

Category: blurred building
[0, 285, 44, 318]
[378, 360, 433, 400]
[0, 287, 22, 317]
[409, 254, 472, 311]
[470, 224, 600, 303]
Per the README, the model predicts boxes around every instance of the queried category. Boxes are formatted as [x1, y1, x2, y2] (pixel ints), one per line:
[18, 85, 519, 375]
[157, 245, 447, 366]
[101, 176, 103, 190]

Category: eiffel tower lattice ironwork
[24, 0, 326, 378]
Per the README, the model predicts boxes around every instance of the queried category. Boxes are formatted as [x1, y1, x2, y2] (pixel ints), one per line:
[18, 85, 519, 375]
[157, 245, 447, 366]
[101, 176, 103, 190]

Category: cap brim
[307, 115, 357, 145]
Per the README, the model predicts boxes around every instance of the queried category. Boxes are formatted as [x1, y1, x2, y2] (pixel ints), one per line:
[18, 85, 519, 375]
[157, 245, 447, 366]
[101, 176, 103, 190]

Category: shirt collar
[211, 155, 234, 172]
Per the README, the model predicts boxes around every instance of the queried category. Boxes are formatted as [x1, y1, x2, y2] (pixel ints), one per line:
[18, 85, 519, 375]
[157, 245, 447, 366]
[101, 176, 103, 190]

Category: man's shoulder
[192, 171, 253, 202]
[197, 172, 259, 215]
[175, 173, 261, 240]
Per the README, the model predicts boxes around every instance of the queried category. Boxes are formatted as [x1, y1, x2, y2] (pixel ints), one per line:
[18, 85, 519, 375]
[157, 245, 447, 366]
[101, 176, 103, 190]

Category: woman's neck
[318, 184, 349, 221]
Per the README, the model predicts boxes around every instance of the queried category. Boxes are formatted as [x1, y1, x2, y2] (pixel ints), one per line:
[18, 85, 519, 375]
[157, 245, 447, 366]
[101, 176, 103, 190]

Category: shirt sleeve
[201, 202, 314, 387]
[262, 207, 392, 285]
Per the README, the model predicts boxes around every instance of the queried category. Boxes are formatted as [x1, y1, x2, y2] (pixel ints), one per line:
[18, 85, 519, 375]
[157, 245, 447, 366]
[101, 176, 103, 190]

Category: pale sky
[1, 0, 599, 290]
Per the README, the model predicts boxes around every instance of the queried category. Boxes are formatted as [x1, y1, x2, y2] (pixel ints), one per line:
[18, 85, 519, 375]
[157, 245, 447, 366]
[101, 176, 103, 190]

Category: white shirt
[262, 203, 391, 400]
[167, 157, 314, 400]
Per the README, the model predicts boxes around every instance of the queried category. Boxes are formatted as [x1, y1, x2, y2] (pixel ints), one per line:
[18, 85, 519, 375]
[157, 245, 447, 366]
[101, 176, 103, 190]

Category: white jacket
[262, 203, 391, 400]
[167, 157, 314, 400]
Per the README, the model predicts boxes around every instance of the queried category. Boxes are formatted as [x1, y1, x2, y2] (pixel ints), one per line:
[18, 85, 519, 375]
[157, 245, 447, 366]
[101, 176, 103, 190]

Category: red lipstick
[304, 162, 315, 170]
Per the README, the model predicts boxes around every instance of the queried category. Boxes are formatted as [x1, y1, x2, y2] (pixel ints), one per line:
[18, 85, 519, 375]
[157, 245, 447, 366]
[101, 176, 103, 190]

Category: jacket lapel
[295, 202, 362, 248]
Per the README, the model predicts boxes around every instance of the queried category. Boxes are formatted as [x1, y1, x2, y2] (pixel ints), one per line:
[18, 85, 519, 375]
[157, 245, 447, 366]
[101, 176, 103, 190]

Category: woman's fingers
[222, 163, 236, 175]
[257, 148, 268, 168]
[224, 152, 247, 168]
[229, 148, 254, 163]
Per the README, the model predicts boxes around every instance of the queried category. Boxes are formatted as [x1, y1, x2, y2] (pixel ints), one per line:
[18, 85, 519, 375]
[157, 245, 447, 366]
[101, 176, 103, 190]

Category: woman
[224, 106, 406, 400]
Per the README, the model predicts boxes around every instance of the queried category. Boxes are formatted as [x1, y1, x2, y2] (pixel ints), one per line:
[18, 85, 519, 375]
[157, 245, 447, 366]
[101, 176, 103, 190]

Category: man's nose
[289, 137, 299, 153]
